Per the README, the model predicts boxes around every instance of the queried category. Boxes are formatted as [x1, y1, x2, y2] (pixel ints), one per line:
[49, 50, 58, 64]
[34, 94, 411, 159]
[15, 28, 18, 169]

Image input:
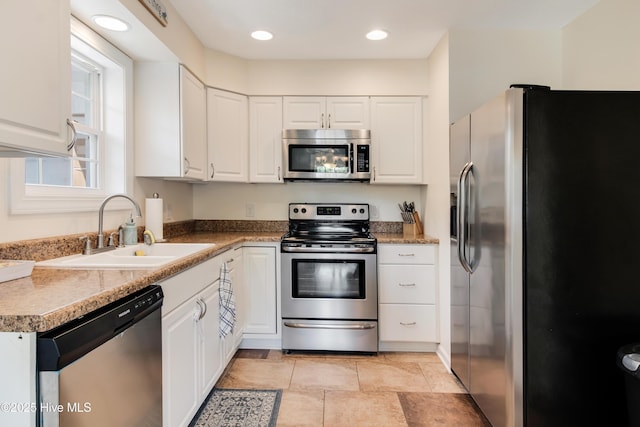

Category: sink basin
[36, 243, 215, 270]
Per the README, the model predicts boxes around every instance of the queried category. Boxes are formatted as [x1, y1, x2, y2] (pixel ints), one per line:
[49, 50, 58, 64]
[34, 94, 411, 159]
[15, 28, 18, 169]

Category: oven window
[288, 145, 350, 174]
[292, 259, 365, 299]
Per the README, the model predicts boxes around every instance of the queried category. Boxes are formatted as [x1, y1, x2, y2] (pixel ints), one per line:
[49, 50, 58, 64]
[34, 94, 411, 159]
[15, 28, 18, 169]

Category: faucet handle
[107, 232, 117, 247]
[143, 229, 156, 245]
[79, 236, 93, 255]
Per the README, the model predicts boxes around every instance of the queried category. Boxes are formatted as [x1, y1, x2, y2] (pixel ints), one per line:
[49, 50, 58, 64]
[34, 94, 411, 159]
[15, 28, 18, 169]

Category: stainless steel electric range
[281, 203, 378, 353]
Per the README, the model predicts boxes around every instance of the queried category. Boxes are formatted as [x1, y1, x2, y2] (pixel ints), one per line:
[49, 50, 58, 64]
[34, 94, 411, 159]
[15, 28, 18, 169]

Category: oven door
[281, 251, 377, 320]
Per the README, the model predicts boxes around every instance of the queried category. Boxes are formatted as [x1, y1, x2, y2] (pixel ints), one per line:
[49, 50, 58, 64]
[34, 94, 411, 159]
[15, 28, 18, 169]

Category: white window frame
[9, 17, 134, 214]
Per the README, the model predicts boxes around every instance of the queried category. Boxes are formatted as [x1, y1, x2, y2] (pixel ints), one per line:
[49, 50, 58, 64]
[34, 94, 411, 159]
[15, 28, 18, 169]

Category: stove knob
[352, 208, 357, 214]
[360, 208, 365, 214]
[293, 208, 299, 213]
[301, 208, 307, 214]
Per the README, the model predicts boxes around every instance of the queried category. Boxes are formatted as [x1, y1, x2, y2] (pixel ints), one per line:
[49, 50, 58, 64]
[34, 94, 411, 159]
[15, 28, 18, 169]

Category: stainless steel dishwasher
[37, 285, 163, 427]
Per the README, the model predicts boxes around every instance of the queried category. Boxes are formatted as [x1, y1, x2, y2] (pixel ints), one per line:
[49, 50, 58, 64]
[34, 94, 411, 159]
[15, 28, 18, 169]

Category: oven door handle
[283, 321, 377, 330]
[281, 246, 376, 253]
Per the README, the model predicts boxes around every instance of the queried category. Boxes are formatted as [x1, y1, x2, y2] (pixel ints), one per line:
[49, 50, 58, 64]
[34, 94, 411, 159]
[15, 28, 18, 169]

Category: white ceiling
[168, 0, 599, 60]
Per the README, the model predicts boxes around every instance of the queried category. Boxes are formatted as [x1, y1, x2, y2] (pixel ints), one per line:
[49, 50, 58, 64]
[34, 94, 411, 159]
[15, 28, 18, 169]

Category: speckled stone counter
[0, 223, 437, 333]
[375, 233, 439, 245]
[0, 232, 281, 333]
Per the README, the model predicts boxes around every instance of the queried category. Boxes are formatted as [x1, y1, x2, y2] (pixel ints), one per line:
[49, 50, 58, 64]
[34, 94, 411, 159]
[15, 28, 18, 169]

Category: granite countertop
[0, 230, 437, 333]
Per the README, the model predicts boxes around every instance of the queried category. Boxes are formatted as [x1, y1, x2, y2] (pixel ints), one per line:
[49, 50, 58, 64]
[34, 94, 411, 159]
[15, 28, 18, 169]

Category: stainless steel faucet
[97, 194, 142, 249]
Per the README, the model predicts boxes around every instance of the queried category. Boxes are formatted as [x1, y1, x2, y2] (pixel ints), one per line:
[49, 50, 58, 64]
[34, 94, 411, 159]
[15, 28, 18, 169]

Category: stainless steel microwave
[282, 129, 371, 182]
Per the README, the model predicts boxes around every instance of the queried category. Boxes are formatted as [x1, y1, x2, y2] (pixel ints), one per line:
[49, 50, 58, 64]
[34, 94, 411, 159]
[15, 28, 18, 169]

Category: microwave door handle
[350, 143, 354, 173]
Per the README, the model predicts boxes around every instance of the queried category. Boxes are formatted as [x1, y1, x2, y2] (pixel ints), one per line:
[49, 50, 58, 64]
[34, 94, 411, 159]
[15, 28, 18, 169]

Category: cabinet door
[379, 304, 437, 342]
[249, 97, 283, 183]
[378, 264, 436, 304]
[283, 97, 325, 129]
[370, 97, 423, 184]
[199, 285, 223, 400]
[228, 248, 245, 349]
[0, 0, 71, 156]
[180, 66, 207, 180]
[207, 88, 249, 182]
[243, 246, 277, 334]
[326, 97, 370, 129]
[162, 299, 200, 427]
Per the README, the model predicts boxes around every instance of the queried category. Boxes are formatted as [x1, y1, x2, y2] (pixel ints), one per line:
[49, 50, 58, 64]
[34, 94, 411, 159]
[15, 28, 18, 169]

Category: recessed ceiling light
[92, 15, 130, 32]
[366, 29, 388, 41]
[251, 30, 274, 41]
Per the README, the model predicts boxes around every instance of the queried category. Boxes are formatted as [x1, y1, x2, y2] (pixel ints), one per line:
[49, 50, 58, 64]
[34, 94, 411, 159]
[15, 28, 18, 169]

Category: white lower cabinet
[243, 246, 277, 334]
[378, 244, 438, 350]
[161, 256, 224, 427]
[221, 247, 244, 364]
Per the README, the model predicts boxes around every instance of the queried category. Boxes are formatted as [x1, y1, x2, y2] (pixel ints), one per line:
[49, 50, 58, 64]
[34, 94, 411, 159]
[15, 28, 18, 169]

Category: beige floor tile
[419, 362, 467, 393]
[357, 360, 431, 392]
[276, 390, 325, 427]
[215, 358, 295, 389]
[397, 392, 491, 426]
[324, 390, 408, 427]
[383, 352, 442, 364]
[290, 359, 360, 391]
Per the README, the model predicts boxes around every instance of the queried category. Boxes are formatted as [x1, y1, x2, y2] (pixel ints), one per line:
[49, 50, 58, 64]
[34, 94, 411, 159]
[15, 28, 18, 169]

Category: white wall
[425, 34, 451, 365]
[193, 182, 423, 222]
[562, 0, 640, 89]
[448, 29, 563, 122]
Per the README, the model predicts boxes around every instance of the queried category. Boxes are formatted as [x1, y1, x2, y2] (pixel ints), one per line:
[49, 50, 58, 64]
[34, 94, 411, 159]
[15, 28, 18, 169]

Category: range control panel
[288, 203, 369, 221]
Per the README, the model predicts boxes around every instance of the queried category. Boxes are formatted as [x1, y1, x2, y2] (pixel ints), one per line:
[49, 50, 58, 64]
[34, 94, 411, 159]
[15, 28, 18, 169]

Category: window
[10, 17, 133, 214]
[26, 54, 102, 189]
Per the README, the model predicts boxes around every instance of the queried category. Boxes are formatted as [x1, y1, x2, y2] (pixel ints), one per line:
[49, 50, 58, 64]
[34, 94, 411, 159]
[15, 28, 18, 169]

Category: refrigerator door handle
[458, 162, 474, 273]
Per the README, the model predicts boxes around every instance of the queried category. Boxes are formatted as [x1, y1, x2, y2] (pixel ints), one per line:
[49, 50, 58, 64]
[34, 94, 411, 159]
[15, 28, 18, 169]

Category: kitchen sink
[36, 243, 215, 270]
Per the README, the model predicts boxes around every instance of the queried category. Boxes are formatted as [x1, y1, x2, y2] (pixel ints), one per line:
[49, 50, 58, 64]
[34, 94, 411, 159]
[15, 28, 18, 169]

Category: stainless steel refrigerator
[450, 86, 640, 426]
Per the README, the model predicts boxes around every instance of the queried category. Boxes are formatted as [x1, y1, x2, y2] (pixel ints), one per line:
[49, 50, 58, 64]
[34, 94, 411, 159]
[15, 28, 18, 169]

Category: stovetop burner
[283, 203, 375, 245]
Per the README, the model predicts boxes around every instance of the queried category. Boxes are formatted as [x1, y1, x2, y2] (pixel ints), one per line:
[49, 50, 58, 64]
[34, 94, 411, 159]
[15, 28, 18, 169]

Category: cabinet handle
[184, 157, 191, 174]
[277, 166, 281, 181]
[66, 119, 77, 151]
[373, 166, 376, 182]
[210, 163, 215, 179]
[199, 297, 207, 319]
[327, 113, 332, 128]
[321, 113, 325, 128]
[400, 322, 417, 326]
[194, 299, 204, 321]
[398, 283, 416, 287]
[398, 253, 416, 257]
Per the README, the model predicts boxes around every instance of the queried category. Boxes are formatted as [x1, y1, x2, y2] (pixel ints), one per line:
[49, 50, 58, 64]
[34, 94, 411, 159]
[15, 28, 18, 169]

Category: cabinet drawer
[378, 265, 435, 304]
[379, 304, 437, 342]
[161, 256, 222, 314]
[378, 244, 435, 264]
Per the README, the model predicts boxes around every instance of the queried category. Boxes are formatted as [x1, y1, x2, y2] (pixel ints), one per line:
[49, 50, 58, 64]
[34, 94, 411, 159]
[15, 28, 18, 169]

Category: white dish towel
[219, 262, 236, 338]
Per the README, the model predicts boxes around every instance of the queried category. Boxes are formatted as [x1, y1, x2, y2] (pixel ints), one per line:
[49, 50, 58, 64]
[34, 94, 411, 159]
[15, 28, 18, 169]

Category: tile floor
[215, 349, 491, 426]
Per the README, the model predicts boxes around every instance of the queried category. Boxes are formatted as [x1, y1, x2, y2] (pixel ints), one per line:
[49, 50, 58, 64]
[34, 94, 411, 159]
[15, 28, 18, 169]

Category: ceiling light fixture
[366, 29, 388, 41]
[251, 30, 274, 41]
[92, 15, 130, 32]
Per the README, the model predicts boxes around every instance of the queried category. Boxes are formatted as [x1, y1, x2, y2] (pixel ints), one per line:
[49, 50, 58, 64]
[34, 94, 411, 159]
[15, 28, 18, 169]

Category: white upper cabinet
[249, 97, 283, 183]
[370, 97, 423, 184]
[0, 0, 73, 156]
[207, 88, 249, 182]
[283, 96, 370, 129]
[135, 64, 207, 181]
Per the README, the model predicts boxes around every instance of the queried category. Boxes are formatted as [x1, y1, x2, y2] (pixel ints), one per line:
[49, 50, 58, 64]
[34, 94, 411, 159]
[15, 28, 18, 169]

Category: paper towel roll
[145, 197, 163, 242]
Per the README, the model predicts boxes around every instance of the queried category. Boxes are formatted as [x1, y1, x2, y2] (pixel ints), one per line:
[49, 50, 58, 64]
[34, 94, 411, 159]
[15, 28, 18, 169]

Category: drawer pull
[398, 253, 415, 257]
[400, 322, 417, 326]
[398, 283, 416, 287]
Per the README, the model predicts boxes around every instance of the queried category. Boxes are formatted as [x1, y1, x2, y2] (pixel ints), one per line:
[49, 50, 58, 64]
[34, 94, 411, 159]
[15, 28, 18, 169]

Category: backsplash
[0, 220, 404, 262]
